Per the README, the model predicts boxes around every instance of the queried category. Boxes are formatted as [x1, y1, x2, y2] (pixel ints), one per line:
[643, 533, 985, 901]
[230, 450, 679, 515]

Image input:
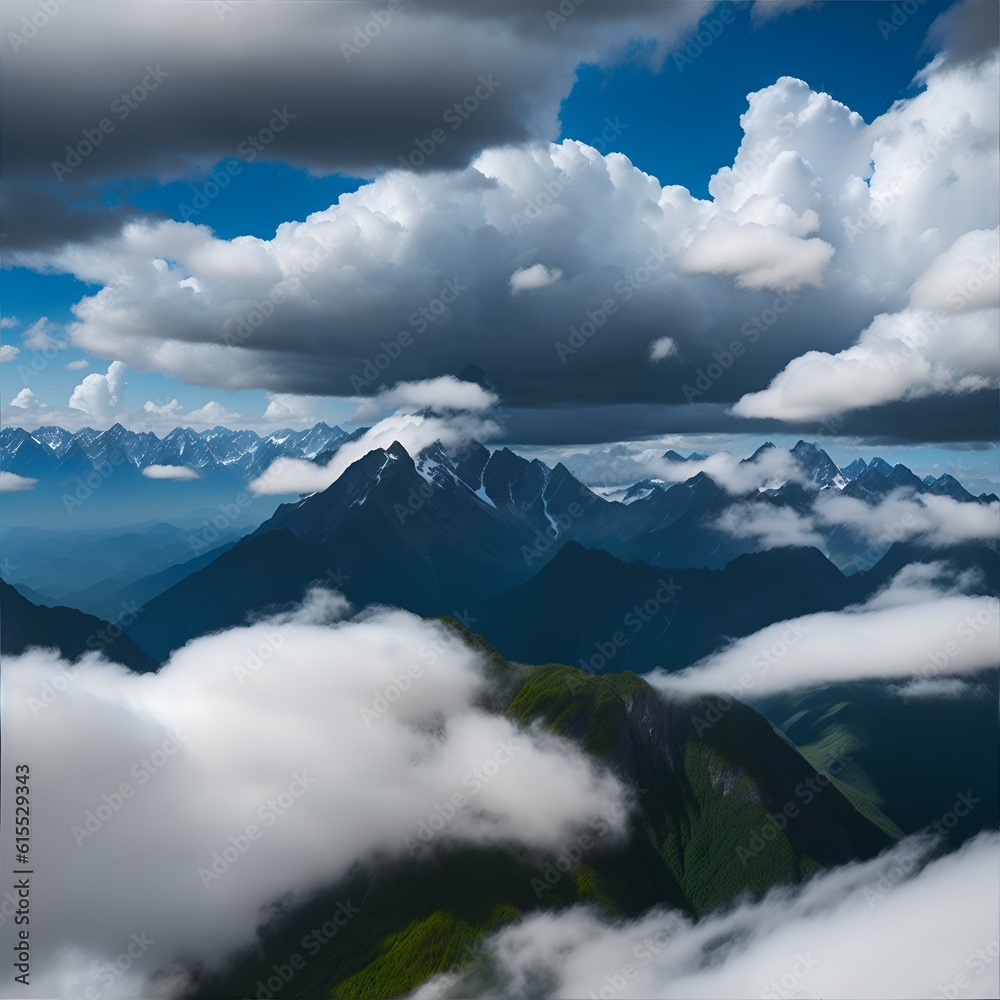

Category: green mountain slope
[755, 670, 1000, 846]
[192, 629, 892, 1000]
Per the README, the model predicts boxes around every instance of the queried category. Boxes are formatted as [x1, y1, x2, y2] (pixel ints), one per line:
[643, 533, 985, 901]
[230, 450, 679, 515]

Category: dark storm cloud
[0, 0, 708, 249]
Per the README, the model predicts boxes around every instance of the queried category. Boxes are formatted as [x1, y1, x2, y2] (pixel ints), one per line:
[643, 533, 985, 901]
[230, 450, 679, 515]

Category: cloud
[862, 560, 981, 610]
[681, 216, 834, 291]
[0, 471, 38, 492]
[68, 360, 126, 419]
[649, 576, 999, 697]
[63, 359, 90, 371]
[415, 832, 1000, 999]
[716, 489, 1000, 555]
[715, 503, 824, 549]
[888, 677, 990, 700]
[143, 399, 183, 417]
[185, 400, 241, 425]
[250, 407, 499, 495]
[263, 392, 322, 423]
[351, 376, 498, 422]
[0, 595, 629, 999]
[5, 6, 997, 444]
[0, 0, 710, 251]
[21, 317, 63, 351]
[814, 490, 1000, 547]
[509, 263, 563, 295]
[730, 64, 1000, 424]
[0, 316, 19, 328]
[732, 306, 1000, 421]
[751, 0, 819, 24]
[647, 445, 806, 494]
[0, 345, 20, 363]
[925, 0, 1000, 73]
[9, 388, 42, 410]
[142, 465, 200, 480]
[908, 228, 1000, 313]
[648, 337, 678, 362]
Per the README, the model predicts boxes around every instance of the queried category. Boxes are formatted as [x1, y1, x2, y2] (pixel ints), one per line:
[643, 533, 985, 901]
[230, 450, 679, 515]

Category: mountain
[790, 439, 845, 489]
[126, 529, 338, 661]
[468, 541, 860, 673]
[109, 434, 996, 657]
[0, 579, 157, 672]
[0, 520, 248, 609]
[191, 627, 892, 1000]
[841, 457, 867, 480]
[0, 422, 348, 527]
[756, 669, 1000, 847]
[925, 473, 975, 501]
[79, 540, 239, 621]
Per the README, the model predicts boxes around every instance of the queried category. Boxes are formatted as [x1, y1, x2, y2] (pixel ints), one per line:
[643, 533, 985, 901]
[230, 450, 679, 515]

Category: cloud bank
[0, 593, 629, 999]
[7, 12, 996, 441]
[414, 832, 1000, 999]
[649, 565, 999, 697]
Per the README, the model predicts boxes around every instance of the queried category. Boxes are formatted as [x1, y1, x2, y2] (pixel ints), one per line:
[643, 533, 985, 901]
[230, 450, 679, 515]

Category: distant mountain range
[1, 421, 349, 481]
[0, 422, 352, 526]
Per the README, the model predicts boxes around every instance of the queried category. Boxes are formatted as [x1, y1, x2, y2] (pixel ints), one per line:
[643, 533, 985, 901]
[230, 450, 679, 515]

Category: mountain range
[6, 430, 997, 664]
[0, 422, 352, 526]
[3, 427, 996, 999]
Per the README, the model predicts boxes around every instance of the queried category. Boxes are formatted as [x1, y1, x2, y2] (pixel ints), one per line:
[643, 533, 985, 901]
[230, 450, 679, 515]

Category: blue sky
[1, 0, 996, 486]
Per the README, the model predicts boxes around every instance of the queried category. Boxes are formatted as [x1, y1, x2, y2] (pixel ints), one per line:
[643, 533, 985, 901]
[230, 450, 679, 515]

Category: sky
[1, 0, 997, 485]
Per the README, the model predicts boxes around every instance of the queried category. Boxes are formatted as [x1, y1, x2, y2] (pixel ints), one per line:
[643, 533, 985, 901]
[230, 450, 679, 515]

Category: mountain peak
[385, 440, 412, 462]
